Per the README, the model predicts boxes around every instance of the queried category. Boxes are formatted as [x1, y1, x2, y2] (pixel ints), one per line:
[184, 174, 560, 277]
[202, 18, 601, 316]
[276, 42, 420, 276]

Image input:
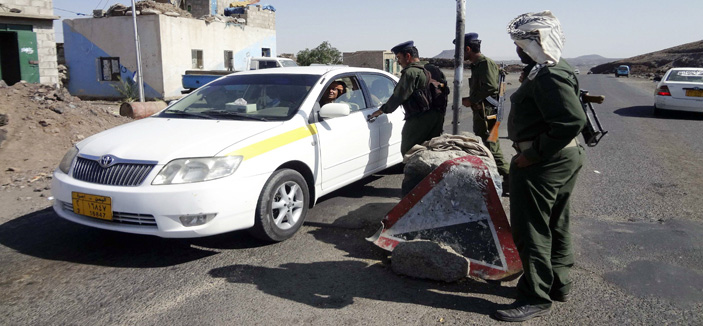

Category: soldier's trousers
[401, 110, 444, 155]
[472, 104, 509, 176]
[509, 145, 584, 308]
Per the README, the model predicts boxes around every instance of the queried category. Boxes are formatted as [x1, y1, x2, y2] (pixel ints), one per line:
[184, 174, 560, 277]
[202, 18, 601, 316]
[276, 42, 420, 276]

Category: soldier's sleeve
[467, 61, 499, 104]
[521, 73, 587, 162]
[381, 69, 417, 114]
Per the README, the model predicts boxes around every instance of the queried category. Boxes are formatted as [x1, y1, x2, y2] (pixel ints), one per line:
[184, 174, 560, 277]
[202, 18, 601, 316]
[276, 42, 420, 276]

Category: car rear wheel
[249, 169, 309, 242]
[653, 105, 664, 117]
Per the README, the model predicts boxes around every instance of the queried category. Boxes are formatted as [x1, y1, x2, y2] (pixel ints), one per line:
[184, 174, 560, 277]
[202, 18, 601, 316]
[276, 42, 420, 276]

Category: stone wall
[1, 0, 54, 17]
[228, 5, 275, 30]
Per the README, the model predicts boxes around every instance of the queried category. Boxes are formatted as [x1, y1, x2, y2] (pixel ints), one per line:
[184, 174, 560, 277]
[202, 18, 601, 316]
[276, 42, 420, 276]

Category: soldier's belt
[514, 138, 579, 152]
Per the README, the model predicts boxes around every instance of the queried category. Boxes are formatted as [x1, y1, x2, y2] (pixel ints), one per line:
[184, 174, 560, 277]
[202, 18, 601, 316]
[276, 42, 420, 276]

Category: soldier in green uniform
[369, 41, 444, 155]
[493, 11, 587, 322]
[458, 33, 510, 187]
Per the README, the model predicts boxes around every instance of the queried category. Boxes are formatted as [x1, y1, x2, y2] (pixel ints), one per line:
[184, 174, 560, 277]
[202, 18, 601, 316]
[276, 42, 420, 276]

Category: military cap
[391, 40, 414, 54]
[453, 32, 480, 44]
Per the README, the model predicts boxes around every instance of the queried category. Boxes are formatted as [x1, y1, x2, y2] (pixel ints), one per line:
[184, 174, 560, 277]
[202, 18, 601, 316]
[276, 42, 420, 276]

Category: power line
[54, 7, 88, 16]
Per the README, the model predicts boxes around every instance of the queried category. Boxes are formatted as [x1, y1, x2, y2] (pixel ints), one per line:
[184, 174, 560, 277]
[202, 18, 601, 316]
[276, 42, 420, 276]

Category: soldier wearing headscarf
[493, 10, 587, 322]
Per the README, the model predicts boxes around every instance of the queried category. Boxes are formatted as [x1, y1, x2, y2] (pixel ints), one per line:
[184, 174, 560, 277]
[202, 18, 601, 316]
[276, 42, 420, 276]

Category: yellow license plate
[685, 89, 703, 97]
[72, 192, 113, 221]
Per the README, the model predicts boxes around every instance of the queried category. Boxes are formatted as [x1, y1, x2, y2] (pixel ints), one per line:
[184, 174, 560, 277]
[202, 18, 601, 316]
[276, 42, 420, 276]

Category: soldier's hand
[461, 97, 472, 107]
[370, 109, 383, 118]
[515, 153, 536, 168]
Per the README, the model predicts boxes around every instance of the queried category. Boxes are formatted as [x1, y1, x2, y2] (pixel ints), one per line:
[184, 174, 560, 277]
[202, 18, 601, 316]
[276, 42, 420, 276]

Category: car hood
[76, 117, 282, 163]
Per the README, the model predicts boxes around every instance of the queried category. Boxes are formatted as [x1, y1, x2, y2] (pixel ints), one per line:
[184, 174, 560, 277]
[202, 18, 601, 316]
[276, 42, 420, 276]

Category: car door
[315, 74, 380, 192]
[359, 73, 403, 167]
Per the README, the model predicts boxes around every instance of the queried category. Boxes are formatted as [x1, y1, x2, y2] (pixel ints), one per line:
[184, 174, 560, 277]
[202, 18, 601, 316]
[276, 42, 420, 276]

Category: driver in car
[319, 81, 347, 106]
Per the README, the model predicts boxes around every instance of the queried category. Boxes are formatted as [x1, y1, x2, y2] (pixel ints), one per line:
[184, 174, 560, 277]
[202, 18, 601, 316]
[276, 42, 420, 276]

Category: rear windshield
[666, 70, 703, 83]
[160, 74, 319, 121]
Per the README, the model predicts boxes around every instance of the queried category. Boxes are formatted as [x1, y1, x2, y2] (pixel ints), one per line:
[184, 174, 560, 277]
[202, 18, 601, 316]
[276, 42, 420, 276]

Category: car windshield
[280, 60, 298, 67]
[160, 74, 319, 121]
[666, 70, 703, 83]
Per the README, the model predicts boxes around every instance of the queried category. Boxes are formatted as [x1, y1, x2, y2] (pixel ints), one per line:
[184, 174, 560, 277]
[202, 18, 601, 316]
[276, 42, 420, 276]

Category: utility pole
[131, 0, 145, 102]
[452, 0, 466, 134]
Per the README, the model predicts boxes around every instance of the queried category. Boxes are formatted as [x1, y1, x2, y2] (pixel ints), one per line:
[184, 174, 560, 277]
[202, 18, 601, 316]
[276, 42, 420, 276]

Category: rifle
[486, 68, 507, 143]
[579, 89, 608, 146]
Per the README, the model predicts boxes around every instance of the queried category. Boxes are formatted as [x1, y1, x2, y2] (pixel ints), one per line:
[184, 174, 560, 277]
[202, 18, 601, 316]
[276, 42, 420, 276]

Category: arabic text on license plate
[685, 89, 703, 97]
[72, 192, 112, 221]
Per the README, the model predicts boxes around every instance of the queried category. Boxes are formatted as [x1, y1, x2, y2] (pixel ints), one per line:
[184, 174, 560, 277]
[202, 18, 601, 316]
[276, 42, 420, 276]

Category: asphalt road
[1, 74, 702, 325]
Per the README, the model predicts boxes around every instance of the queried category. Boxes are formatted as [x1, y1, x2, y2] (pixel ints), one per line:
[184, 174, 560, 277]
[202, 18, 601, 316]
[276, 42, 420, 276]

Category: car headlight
[152, 156, 243, 185]
[59, 146, 79, 174]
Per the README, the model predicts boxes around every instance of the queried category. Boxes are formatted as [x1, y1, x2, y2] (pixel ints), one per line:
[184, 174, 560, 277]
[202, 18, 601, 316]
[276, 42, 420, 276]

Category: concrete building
[343, 51, 401, 76]
[63, 3, 276, 100]
[0, 0, 59, 86]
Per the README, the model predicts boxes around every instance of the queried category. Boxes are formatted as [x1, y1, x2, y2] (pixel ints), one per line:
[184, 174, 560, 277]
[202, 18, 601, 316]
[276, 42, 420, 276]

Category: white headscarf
[507, 10, 565, 67]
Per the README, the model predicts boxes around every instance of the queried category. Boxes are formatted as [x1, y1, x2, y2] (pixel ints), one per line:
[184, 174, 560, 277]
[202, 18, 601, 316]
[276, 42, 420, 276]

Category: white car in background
[52, 66, 403, 242]
[653, 67, 703, 115]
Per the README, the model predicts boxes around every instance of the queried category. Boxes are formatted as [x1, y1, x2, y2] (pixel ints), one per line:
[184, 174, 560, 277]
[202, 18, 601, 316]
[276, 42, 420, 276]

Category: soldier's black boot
[493, 303, 551, 322]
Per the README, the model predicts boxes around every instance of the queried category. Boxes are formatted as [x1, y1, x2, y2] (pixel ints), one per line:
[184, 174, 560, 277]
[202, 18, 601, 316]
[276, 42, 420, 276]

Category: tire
[249, 169, 309, 242]
[653, 105, 664, 117]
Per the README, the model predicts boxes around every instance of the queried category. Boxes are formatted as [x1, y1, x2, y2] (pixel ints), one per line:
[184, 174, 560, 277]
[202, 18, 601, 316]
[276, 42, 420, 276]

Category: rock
[164, 11, 179, 17]
[38, 120, 52, 127]
[0, 113, 7, 126]
[0, 80, 7, 88]
[50, 107, 64, 114]
[402, 133, 502, 197]
[391, 240, 470, 282]
[7, 167, 20, 172]
[141, 8, 161, 15]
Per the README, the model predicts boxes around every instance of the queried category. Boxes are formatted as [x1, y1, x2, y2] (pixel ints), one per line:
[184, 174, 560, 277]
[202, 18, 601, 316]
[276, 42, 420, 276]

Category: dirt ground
[0, 82, 131, 222]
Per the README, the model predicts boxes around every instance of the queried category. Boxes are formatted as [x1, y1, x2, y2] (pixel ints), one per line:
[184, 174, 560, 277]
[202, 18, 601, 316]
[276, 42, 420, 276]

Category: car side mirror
[319, 103, 351, 119]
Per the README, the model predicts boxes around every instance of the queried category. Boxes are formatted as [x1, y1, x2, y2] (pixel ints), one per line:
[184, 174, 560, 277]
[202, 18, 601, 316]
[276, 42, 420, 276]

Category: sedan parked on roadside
[653, 67, 703, 115]
[52, 66, 404, 241]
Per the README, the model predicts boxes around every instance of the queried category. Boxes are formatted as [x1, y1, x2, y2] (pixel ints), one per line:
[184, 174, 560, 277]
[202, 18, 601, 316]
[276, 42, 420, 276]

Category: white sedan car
[52, 66, 404, 241]
[653, 67, 703, 115]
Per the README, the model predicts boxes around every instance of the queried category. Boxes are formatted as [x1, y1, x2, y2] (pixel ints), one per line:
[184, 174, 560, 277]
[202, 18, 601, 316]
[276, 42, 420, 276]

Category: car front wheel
[249, 169, 309, 242]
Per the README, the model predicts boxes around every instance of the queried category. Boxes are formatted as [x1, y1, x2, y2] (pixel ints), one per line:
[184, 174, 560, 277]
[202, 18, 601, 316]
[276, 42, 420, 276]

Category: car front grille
[62, 201, 157, 227]
[72, 156, 155, 186]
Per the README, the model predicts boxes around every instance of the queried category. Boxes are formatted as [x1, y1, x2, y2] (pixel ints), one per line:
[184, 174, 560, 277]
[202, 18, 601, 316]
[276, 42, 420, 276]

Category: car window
[280, 60, 298, 67]
[321, 76, 366, 112]
[160, 74, 319, 121]
[360, 74, 395, 107]
[667, 70, 703, 83]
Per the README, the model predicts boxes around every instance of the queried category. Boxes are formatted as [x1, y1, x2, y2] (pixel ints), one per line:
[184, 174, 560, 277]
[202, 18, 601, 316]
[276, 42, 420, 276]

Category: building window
[224, 50, 233, 71]
[261, 48, 271, 57]
[99, 57, 121, 81]
[187, 5, 191, 12]
[192, 49, 203, 69]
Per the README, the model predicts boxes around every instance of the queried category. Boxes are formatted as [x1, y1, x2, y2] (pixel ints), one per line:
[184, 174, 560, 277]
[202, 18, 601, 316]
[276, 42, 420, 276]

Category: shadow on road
[209, 260, 514, 314]
[0, 207, 268, 268]
[615, 106, 703, 120]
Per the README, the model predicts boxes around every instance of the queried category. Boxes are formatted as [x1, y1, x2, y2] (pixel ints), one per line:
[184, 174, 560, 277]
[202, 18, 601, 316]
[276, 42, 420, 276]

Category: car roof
[667, 67, 703, 71]
[236, 66, 395, 78]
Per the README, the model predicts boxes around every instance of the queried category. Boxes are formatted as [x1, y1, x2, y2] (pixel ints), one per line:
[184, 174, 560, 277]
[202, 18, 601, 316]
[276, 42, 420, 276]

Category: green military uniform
[381, 61, 443, 154]
[508, 58, 587, 308]
[468, 54, 509, 176]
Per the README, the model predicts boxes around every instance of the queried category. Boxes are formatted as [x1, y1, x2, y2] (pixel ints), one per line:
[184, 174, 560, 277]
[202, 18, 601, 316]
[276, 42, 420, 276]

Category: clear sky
[53, 0, 703, 60]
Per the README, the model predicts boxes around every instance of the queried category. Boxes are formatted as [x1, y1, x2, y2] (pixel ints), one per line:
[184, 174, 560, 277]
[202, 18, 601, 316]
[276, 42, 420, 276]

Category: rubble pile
[0, 82, 131, 189]
[105, 1, 192, 18]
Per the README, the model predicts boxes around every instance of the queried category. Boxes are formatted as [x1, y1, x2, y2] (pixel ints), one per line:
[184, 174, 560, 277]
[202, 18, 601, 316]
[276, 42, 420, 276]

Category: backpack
[408, 64, 450, 115]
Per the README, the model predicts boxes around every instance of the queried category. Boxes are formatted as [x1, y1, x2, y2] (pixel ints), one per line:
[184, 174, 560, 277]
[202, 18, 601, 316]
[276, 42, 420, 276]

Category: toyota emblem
[99, 155, 116, 168]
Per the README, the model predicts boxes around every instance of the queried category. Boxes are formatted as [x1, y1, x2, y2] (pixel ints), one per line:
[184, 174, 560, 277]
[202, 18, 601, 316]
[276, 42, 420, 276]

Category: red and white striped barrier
[369, 155, 522, 281]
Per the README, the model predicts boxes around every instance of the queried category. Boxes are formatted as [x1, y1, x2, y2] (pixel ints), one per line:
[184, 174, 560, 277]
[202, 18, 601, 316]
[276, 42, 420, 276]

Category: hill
[431, 51, 617, 70]
[590, 40, 703, 75]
